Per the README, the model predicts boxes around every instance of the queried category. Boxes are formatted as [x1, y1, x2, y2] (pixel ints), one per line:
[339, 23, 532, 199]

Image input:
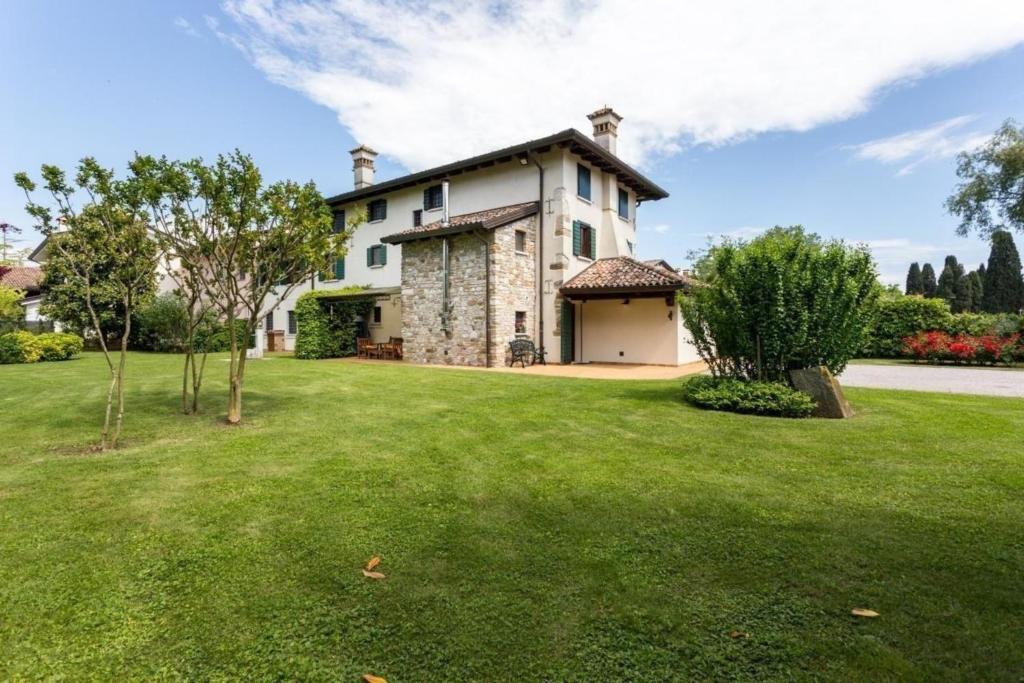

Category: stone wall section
[399, 214, 537, 367]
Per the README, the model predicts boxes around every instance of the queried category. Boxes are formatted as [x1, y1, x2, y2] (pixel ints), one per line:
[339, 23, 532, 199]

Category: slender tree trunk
[110, 315, 131, 448]
[101, 367, 116, 450]
[226, 309, 242, 424]
[192, 351, 207, 414]
[181, 351, 192, 414]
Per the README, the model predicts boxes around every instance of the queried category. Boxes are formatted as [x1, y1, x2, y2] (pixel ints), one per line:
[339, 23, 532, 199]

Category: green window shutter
[333, 257, 345, 279]
[588, 227, 597, 260]
[572, 220, 581, 256]
[379, 245, 387, 266]
[366, 246, 373, 267]
[560, 300, 573, 363]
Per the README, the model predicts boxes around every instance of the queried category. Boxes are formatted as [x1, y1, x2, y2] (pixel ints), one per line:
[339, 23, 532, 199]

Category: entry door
[560, 300, 575, 363]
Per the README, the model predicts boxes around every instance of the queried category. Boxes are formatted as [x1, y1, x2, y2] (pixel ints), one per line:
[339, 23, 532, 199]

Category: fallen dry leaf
[728, 630, 749, 639]
[851, 608, 879, 618]
[362, 675, 387, 683]
[362, 569, 386, 580]
[365, 555, 381, 571]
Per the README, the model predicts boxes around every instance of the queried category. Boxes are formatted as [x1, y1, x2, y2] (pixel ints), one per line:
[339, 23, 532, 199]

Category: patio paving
[339, 358, 708, 380]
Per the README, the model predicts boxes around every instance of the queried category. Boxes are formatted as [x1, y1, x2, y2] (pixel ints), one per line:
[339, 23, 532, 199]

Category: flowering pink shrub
[901, 331, 1021, 365]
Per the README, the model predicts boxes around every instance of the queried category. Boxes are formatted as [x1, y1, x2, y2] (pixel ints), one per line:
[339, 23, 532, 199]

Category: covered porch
[558, 257, 700, 366]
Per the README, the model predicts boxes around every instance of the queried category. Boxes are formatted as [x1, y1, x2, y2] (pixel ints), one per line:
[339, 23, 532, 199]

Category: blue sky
[3, 1, 1024, 284]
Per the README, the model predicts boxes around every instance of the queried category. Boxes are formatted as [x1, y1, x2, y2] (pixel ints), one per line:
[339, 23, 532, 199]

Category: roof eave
[326, 129, 668, 207]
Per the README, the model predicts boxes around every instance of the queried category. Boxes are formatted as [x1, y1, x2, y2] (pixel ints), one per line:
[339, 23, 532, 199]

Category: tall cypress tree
[936, 255, 961, 305]
[981, 230, 1024, 313]
[968, 270, 984, 312]
[905, 262, 923, 294]
[921, 263, 938, 298]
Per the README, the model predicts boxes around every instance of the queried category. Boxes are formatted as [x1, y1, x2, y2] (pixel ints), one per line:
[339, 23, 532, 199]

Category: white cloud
[174, 16, 201, 39]
[848, 116, 991, 175]
[644, 224, 671, 234]
[218, 0, 1024, 171]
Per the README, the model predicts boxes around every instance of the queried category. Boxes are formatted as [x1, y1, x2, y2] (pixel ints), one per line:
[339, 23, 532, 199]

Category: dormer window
[423, 185, 443, 211]
[577, 164, 591, 201]
[367, 199, 387, 222]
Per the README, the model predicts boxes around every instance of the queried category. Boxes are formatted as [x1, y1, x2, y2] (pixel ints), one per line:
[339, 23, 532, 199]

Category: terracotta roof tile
[561, 257, 691, 293]
[382, 202, 538, 244]
[0, 266, 43, 294]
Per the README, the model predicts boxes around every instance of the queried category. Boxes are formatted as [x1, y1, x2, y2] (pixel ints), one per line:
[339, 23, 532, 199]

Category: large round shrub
[35, 332, 84, 361]
[680, 226, 879, 381]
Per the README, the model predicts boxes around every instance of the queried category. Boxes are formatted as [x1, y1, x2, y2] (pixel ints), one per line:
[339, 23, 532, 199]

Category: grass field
[1, 353, 1022, 680]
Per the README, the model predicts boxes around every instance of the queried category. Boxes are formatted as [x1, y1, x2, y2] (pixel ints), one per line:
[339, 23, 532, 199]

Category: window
[287, 310, 297, 335]
[514, 229, 527, 253]
[413, 209, 422, 227]
[265, 311, 274, 331]
[423, 185, 443, 210]
[577, 164, 591, 200]
[572, 220, 596, 260]
[332, 256, 345, 280]
[367, 199, 387, 222]
[331, 209, 346, 234]
[515, 311, 527, 335]
[372, 306, 382, 325]
[626, 239, 635, 257]
[367, 244, 387, 267]
[618, 188, 629, 219]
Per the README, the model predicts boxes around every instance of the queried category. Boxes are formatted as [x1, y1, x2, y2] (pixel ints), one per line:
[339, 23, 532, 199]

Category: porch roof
[316, 286, 400, 301]
[560, 256, 692, 299]
[381, 202, 538, 244]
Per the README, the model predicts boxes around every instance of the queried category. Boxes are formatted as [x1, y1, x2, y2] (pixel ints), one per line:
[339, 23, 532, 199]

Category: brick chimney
[350, 145, 378, 189]
[587, 106, 622, 154]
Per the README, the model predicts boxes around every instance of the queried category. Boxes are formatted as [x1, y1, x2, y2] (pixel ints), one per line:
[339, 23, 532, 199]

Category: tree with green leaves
[680, 226, 879, 382]
[134, 151, 355, 425]
[905, 262, 923, 295]
[0, 284, 24, 332]
[0, 222, 23, 264]
[15, 160, 159, 449]
[946, 119, 1024, 237]
[920, 262, 938, 298]
[981, 230, 1024, 313]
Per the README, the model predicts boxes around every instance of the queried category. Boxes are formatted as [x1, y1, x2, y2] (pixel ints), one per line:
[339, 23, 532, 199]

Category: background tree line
[904, 230, 1023, 313]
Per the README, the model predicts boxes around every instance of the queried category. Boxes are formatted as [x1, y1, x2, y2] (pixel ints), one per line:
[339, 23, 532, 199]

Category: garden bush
[294, 288, 373, 360]
[680, 226, 878, 381]
[1, 331, 84, 364]
[861, 294, 952, 357]
[35, 332, 84, 361]
[681, 375, 816, 418]
[0, 330, 42, 364]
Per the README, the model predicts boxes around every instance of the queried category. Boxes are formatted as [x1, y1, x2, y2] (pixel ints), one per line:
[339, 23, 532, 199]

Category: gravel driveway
[840, 363, 1024, 397]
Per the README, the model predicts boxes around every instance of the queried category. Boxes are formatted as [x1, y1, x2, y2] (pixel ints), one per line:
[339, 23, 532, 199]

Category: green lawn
[1, 353, 1022, 680]
[850, 357, 1024, 371]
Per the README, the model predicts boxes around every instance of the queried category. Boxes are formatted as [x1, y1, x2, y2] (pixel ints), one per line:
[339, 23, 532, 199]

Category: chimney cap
[587, 106, 622, 123]
[349, 144, 378, 156]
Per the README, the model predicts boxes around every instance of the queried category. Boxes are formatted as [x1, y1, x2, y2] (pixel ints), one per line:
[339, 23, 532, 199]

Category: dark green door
[560, 300, 575, 364]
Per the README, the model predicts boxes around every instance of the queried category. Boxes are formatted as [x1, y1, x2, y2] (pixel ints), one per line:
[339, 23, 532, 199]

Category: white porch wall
[574, 297, 693, 366]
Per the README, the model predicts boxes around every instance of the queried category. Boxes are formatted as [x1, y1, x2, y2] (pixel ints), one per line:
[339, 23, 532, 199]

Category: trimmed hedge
[861, 295, 952, 358]
[681, 375, 816, 418]
[0, 331, 83, 364]
[294, 287, 374, 360]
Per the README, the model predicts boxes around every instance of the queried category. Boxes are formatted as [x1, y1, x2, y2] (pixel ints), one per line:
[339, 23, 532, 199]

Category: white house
[264, 107, 700, 367]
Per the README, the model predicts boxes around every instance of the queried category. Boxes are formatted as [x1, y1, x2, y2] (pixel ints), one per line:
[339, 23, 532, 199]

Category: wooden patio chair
[357, 337, 377, 359]
[382, 336, 404, 360]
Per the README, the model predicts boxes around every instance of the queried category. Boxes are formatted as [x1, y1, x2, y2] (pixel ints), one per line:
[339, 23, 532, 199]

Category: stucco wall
[575, 297, 685, 365]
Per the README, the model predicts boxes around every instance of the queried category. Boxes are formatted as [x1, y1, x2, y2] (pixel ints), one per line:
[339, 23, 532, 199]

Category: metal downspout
[470, 230, 492, 368]
[530, 155, 545, 359]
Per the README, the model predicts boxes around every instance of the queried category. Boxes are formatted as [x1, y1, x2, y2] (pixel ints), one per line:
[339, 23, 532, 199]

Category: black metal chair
[508, 339, 546, 368]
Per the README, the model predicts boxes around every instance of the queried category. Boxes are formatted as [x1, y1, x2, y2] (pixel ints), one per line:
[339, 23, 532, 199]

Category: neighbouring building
[272, 108, 700, 366]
